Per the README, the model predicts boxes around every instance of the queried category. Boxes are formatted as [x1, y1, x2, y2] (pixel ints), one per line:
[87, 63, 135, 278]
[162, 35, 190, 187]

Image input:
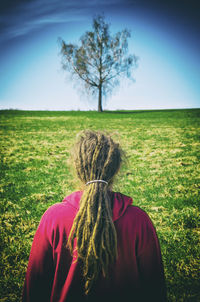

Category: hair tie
[86, 180, 108, 186]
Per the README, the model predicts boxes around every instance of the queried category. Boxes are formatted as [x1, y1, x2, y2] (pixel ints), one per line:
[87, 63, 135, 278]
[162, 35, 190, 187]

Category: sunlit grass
[0, 109, 200, 301]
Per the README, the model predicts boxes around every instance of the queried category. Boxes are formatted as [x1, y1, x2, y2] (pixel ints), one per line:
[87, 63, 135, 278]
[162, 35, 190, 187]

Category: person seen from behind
[22, 130, 167, 302]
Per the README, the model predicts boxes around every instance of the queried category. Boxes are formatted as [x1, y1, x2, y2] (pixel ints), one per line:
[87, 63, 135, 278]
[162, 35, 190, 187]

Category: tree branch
[72, 63, 98, 87]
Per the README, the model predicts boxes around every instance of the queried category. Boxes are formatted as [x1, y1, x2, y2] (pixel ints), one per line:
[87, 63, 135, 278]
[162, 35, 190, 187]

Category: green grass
[0, 109, 200, 302]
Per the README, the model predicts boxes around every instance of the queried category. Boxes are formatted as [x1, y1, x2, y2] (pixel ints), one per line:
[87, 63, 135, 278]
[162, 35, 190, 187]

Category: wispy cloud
[0, 0, 125, 43]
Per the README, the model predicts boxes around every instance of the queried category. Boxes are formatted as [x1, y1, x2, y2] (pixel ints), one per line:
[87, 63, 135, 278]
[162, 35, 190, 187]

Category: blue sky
[0, 0, 199, 111]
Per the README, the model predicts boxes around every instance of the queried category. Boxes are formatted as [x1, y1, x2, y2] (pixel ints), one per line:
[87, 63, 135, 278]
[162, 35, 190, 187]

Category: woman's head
[73, 130, 122, 185]
[68, 131, 122, 295]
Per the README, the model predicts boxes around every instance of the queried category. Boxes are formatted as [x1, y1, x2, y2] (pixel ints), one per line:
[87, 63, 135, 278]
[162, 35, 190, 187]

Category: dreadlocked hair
[68, 130, 122, 295]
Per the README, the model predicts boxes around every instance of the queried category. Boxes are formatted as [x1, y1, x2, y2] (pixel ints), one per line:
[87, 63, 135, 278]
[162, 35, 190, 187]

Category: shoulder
[117, 204, 155, 232]
[126, 205, 152, 222]
[40, 191, 82, 226]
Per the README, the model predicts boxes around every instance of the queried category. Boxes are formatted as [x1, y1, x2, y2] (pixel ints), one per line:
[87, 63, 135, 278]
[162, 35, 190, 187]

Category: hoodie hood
[110, 192, 133, 221]
[63, 191, 133, 222]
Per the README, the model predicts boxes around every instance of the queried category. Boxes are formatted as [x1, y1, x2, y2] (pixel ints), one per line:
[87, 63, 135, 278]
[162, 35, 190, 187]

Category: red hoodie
[22, 191, 166, 302]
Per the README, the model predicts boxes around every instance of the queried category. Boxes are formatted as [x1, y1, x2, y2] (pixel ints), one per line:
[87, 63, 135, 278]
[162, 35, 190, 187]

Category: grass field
[0, 109, 200, 302]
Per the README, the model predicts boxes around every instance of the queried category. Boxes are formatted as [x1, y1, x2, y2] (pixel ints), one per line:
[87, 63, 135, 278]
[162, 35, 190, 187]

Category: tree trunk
[98, 84, 103, 112]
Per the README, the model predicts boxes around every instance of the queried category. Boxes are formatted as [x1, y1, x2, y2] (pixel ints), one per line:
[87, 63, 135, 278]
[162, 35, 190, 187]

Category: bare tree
[59, 15, 138, 112]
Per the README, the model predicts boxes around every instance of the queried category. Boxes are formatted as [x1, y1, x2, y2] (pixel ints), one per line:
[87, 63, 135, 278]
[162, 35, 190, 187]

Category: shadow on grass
[103, 108, 199, 114]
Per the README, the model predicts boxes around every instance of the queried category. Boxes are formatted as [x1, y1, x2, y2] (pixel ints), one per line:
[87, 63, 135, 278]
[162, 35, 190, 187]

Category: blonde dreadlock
[68, 130, 122, 294]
